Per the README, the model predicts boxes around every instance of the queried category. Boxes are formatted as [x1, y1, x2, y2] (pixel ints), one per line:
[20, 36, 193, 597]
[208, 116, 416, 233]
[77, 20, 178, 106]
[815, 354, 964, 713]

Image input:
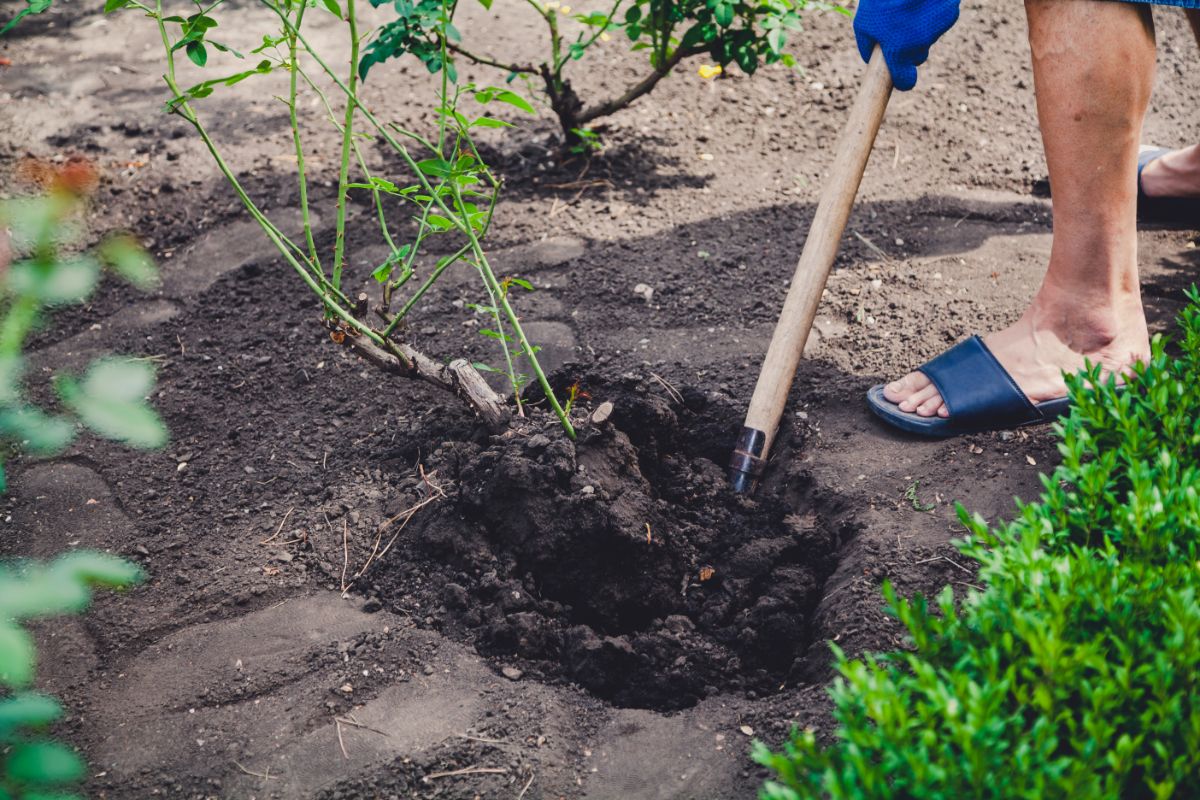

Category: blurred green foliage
[0, 185, 161, 798]
[0, 554, 143, 800]
[0, 191, 166, 490]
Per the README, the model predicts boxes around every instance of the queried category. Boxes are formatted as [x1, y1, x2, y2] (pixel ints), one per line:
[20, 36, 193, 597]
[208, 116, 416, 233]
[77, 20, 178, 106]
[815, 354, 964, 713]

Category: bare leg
[884, 0, 1153, 418]
[1139, 9, 1200, 199]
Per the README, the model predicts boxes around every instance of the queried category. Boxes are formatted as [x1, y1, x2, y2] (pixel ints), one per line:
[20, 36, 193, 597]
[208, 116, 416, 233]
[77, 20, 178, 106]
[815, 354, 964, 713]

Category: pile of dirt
[312, 375, 845, 710]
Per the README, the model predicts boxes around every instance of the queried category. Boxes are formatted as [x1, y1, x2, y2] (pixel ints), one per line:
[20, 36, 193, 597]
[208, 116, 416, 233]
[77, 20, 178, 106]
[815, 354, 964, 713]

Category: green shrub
[363, 0, 848, 145]
[755, 291, 1200, 799]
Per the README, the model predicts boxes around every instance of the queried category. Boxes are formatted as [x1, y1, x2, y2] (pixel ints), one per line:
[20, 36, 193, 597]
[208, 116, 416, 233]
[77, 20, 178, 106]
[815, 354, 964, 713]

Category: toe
[916, 394, 945, 418]
[899, 383, 940, 413]
[883, 371, 931, 404]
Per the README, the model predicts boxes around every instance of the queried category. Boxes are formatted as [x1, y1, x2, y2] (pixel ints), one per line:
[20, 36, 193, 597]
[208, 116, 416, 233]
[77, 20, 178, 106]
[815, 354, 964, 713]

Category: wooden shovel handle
[731, 47, 893, 489]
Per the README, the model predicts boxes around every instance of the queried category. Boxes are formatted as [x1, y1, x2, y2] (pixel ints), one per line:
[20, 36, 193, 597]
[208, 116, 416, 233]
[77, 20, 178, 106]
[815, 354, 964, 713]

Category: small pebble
[591, 401, 614, 424]
[501, 666, 523, 681]
[581, 485, 595, 495]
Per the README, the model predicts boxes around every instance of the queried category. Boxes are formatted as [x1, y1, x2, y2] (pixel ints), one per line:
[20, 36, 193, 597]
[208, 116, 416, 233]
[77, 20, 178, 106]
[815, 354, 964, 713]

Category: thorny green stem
[281, 11, 572, 434]
[483, 277, 523, 415]
[381, 126, 503, 339]
[451, 186, 572, 435]
[331, 0, 360, 291]
[445, 42, 534, 75]
[286, 2, 322, 274]
[296, 66, 410, 303]
[154, 1, 372, 343]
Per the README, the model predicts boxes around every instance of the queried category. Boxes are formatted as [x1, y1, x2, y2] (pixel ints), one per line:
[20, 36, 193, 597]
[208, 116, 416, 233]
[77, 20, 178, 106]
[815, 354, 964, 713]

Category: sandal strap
[917, 336, 1039, 428]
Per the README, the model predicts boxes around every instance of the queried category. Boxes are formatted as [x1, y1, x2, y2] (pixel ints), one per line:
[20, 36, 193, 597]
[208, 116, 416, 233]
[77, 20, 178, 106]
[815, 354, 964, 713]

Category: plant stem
[154, 4, 372, 344]
[575, 44, 705, 126]
[0, 297, 37, 358]
[331, 0, 360, 291]
[382, 246, 462, 338]
[445, 42, 535, 74]
[286, 3, 322, 274]
[451, 188, 573, 437]
[270, 7, 575, 436]
[482, 279, 524, 415]
[296, 65, 408, 302]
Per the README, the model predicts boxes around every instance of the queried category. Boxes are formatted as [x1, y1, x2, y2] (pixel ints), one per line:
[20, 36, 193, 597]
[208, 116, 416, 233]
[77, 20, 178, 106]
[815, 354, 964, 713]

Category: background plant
[360, 0, 848, 145]
[97, 0, 576, 436]
[0, 174, 161, 798]
[755, 291, 1200, 799]
[0, 553, 142, 800]
[0, 171, 166, 487]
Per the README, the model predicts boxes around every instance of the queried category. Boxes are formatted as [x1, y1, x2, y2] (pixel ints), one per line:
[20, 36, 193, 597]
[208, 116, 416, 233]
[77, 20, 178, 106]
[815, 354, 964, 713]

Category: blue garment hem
[1113, 0, 1200, 8]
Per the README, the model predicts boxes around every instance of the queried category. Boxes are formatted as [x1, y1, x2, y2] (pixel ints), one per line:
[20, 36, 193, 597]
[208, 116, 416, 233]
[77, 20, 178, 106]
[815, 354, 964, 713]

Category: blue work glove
[853, 0, 960, 91]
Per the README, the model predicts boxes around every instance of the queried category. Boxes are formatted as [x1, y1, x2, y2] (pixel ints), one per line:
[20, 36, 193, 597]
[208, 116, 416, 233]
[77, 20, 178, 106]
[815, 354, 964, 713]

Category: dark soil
[324, 376, 842, 711]
[1, 1, 1197, 797]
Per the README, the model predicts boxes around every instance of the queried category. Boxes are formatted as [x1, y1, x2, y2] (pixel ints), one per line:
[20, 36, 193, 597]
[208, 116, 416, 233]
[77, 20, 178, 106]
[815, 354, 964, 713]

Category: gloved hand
[853, 0, 960, 91]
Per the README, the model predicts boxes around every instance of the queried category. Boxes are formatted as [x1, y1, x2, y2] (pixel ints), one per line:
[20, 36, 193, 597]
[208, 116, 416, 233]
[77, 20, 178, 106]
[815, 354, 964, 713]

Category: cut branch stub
[339, 330, 511, 432]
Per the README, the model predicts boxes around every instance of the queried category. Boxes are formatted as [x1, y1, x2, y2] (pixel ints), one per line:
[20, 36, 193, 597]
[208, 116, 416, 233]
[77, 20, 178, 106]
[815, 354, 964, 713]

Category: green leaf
[415, 158, 452, 178]
[470, 116, 514, 129]
[0, 568, 90, 620]
[98, 235, 158, 290]
[0, 693, 62, 731]
[321, 0, 343, 17]
[0, 407, 75, 455]
[185, 40, 208, 67]
[51, 552, 143, 588]
[103, 0, 131, 12]
[0, 357, 25, 406]
[0, 623, 34, 687]
[473, 87, 534, 114]
[206, 40, 243, 59]
[425, 215, 455, 231]
[766, 28, 785, 54]
[80, 358, 156, 403]
[5, 741, 86, 785]
[476, 0, 493, 8]
[8, 257, 100, 305]
[55, 360, 166, 450]
[507, 277, 534, 292]
[0, 0, 52, 36]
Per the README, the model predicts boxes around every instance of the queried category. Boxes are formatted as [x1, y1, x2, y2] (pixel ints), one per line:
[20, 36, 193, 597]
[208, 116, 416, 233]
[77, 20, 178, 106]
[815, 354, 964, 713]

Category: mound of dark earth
[312, 375, 847, 711]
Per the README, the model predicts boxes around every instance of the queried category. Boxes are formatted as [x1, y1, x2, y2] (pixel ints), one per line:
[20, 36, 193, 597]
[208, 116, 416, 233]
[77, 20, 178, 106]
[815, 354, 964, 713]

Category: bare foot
[1140, 144, 1200, 199]
[882, 293, 1149, 419]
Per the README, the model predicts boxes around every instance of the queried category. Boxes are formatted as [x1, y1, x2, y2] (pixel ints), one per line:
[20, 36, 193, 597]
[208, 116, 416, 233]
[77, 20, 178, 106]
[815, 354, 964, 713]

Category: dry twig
[422, 765, 508, 782]
[335, 718, 349, 760]
[233, 761, 276, 781]
[259, 506, 295, 545]
[341, 466, 448, 597]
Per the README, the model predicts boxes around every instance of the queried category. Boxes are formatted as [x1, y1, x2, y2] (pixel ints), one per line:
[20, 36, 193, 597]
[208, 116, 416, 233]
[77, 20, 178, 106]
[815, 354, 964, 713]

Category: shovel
[729, 46, 894, 494]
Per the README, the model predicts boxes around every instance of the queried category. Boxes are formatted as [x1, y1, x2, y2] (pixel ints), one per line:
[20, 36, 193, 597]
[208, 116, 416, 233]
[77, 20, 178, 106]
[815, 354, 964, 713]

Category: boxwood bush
[756, 290, 1200, 799]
